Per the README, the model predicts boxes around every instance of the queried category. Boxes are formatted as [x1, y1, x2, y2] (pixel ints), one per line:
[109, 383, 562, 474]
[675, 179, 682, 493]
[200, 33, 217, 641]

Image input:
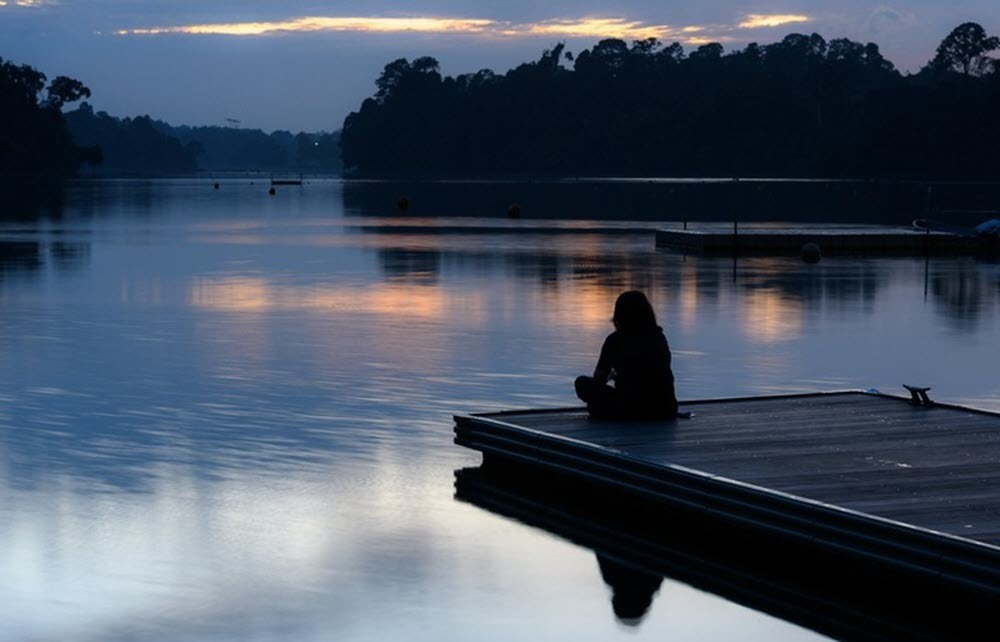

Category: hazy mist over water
[1, 178, 998, 640]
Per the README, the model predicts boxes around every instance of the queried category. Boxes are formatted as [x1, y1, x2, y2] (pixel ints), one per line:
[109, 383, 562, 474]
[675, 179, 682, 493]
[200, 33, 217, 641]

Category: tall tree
[930, 22, 999, 76]
[0, 58, 95, 177]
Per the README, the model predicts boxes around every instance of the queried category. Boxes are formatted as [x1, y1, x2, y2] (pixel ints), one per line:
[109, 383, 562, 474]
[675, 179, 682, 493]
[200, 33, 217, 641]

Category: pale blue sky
[2, 2, 998, 131]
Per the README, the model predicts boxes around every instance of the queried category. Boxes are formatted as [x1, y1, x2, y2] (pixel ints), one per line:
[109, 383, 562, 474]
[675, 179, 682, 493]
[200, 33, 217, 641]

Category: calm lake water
[1, 178, 998, 641]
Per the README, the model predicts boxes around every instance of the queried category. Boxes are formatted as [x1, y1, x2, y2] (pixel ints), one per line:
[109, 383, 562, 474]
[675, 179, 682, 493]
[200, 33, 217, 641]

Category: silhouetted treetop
[0, 57, 96, 178]
[341, 24, 1000, 178]
[375, 56, 442, 104]
[930, 22, 999, 76]
[45, 76, 92, 109]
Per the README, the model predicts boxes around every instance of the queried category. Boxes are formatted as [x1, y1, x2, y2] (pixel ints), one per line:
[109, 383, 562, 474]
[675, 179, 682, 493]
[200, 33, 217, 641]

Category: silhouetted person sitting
[596, 554, 664, 626]
[575, 290, 678, 420]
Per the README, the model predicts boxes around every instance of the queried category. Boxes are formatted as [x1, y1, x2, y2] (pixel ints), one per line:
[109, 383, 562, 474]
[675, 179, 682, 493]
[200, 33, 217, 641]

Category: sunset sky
[3, 2, 999, 132]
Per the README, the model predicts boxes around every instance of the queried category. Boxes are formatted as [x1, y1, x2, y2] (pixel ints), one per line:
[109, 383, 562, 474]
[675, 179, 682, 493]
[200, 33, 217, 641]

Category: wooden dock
[654, 224, 993, 255]
[455, 466, 985, 641]
[453, 391, 1000, 615]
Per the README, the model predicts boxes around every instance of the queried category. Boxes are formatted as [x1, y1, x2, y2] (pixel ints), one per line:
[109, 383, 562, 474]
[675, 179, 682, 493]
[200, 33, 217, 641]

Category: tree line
[341, 23, 1000, 179]
[1, 57, 341, 179]
[160, 122, 340, 174]
[65, 105, 342, 175]
[64, 104, 200, 175]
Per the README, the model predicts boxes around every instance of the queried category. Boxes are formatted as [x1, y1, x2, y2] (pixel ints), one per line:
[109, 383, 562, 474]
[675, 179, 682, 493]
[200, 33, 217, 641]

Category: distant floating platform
[655, 224, 996, 255]
[454, 391, 1000, 606]
[346, 223, 645, 236]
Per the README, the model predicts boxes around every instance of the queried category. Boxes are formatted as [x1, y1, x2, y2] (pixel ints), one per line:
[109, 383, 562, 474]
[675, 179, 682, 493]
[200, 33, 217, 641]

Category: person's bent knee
[575, 375, 592, 398]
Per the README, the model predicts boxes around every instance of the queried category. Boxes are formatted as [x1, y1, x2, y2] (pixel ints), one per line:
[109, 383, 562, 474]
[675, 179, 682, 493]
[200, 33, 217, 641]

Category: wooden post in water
[924, 255, 930, 300]
[924, 185, 934, 257]
[732, 177, 740, 273]
[732, 177, 740, 256]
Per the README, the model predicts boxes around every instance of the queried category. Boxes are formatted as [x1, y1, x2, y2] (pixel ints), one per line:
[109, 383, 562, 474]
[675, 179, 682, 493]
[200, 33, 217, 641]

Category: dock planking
[454, 390, 1000, 601]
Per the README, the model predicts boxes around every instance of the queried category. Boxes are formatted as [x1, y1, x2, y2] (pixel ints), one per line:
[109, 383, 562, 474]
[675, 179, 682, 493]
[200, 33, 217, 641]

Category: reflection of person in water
[575, 290, 678, 419]
[597, 554, 664, 626]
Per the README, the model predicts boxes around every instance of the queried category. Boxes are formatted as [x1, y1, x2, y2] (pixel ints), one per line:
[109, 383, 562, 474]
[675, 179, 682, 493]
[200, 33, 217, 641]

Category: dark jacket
[596, 326, 678, 417]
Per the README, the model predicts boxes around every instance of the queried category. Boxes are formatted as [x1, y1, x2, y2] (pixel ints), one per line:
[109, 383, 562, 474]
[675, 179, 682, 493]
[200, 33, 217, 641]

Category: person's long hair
[612, 290, 658, 333]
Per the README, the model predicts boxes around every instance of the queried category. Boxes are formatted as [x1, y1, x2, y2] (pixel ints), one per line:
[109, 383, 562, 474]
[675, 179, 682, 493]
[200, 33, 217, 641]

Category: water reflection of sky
[2, 179, 999, 640]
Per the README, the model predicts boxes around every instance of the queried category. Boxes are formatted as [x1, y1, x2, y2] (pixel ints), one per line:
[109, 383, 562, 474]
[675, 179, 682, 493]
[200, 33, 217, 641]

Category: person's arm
[593, 335, 614, 384]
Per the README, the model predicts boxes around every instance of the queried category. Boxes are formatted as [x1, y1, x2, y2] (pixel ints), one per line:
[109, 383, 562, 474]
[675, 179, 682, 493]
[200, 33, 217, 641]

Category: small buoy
[801, 242, 822, 263]
[213, 182, 219, 190]
[268, 187, 276, 196]
[397, 196, 410, 212]
[507, 203, 521, 219]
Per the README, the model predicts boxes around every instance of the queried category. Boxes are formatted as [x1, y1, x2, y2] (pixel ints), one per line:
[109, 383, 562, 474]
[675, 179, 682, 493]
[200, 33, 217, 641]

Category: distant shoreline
[60, 173, 1000, 186]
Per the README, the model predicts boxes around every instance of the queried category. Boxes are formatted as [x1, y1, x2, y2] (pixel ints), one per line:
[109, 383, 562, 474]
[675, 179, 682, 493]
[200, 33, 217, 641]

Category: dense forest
[341, 23, 1000, 179]
[64, 104, 200, 175]
[157, 124, 341, 174]
[65, 105, 341, 175]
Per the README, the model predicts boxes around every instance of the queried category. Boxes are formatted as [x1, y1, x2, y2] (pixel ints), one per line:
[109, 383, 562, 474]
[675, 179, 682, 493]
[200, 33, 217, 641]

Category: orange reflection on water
[189, 276, 485, 322]
[190, 277, 271, 311]
[678, 261, 700, 333]
[740, 288, 802, 344]
[535, 281, 618, 331]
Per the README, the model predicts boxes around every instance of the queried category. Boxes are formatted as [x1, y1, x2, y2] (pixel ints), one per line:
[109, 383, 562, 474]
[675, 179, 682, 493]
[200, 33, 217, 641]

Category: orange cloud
[117, 16, 495, 37]
[500, 18, 668, 40]
[686, 35, 738, 45]
[738, 14, 811, 29]
[115, 13, 814, 44]
[115, 15, 717, 43]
